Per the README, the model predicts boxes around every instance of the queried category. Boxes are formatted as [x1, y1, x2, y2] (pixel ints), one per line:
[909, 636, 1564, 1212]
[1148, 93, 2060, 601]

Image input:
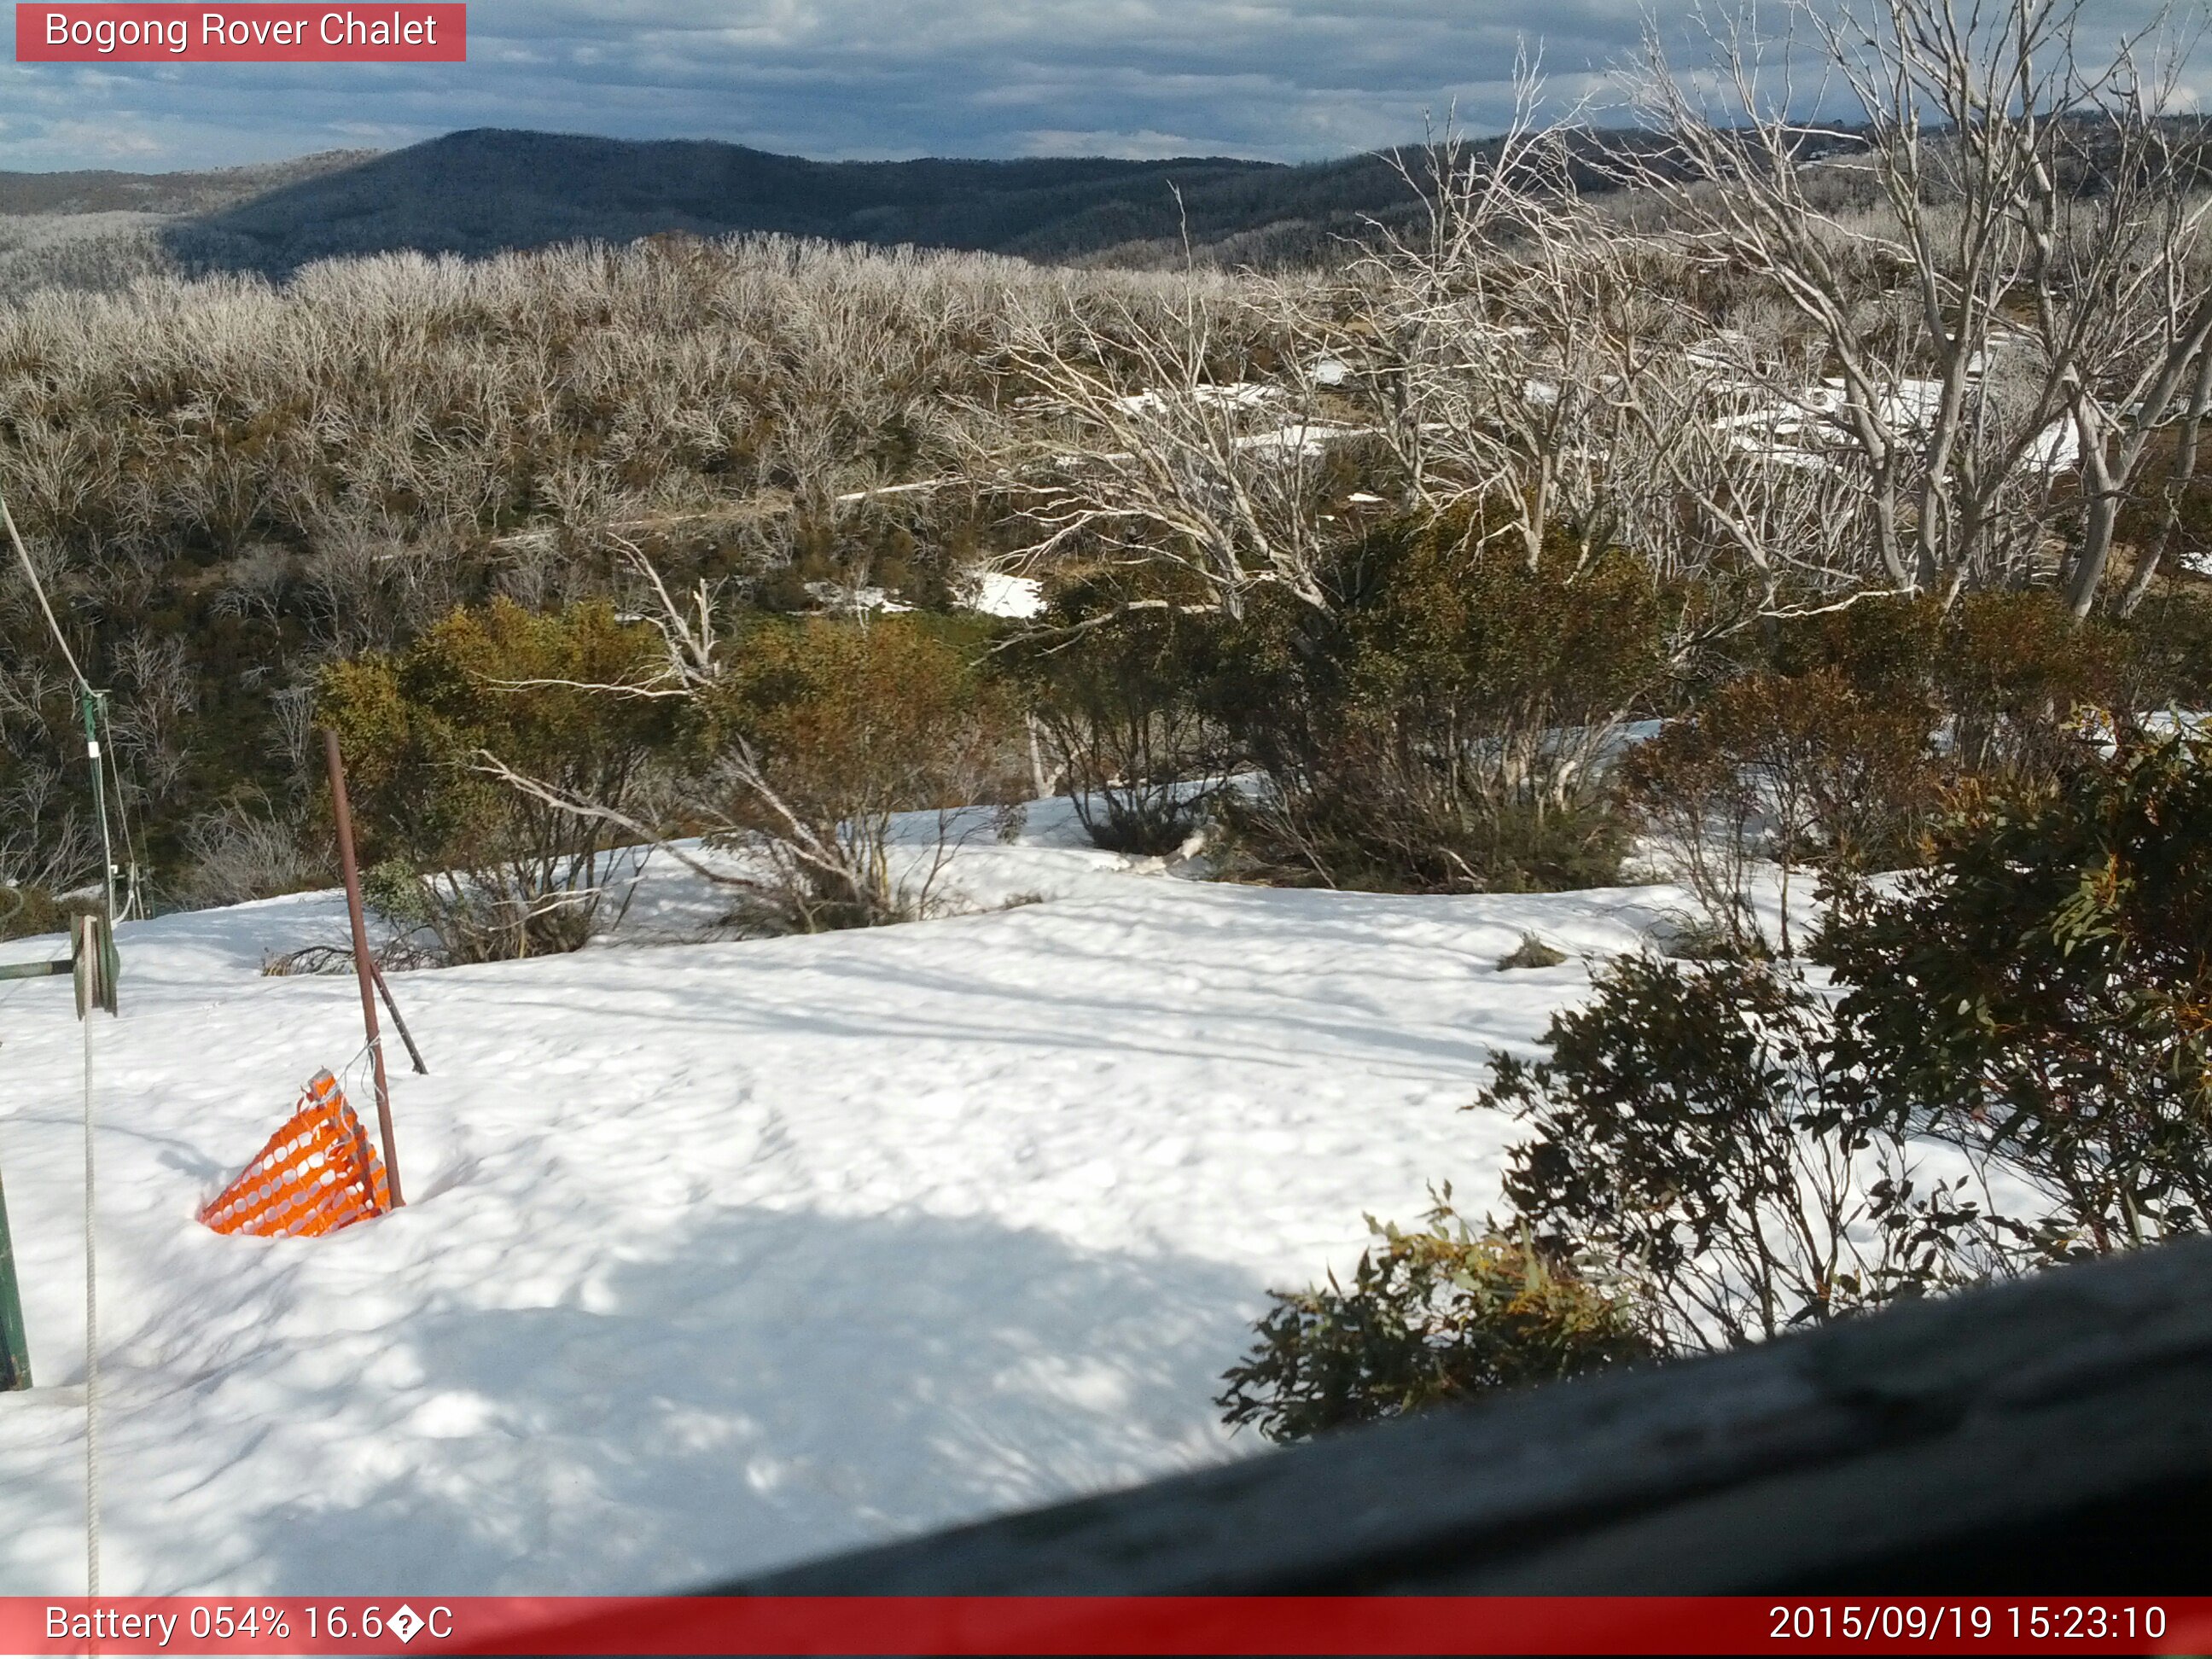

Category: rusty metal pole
[369, 959, 430, 1075]
[323, 728, 404, 1209]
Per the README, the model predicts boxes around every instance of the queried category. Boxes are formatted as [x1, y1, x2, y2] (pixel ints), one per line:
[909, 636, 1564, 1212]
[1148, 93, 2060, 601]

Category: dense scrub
[1, 45, 2207, 925]
[317, 600, 676, 961]
[1004, 576, 1233, 856]
[0, 236, 1267, 905]
[1822, 735, 2212, 1249]
[1623, 589, 2180, 954]
[699, 613, 1026, 934]
[304, 597, 1028, 958]
[1225, 730, 2212, 1435]
[1205, 516, 1667, 893]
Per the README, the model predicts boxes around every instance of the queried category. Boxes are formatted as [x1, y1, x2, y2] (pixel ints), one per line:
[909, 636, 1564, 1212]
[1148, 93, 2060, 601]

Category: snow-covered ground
[0, 800, 1710, 1594]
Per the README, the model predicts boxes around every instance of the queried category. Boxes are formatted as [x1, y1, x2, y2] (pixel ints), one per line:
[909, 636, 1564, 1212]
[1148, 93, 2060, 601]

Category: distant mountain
[15, 119, 2193, 282]
[0, 151, 376, 218]
[156, 129, 1428, 274]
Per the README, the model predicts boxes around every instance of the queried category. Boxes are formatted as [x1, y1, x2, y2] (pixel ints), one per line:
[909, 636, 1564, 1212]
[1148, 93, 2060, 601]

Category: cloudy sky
[0, 0, 1654, 171]
[0, 0, 2188, 173]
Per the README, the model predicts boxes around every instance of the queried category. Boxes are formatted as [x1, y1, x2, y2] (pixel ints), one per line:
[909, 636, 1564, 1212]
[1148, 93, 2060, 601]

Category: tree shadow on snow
[183, 1206, 1266, 1594]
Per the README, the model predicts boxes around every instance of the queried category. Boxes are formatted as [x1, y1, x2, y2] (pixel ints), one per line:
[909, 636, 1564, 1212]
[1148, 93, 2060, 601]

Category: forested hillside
[157, 130, 1444, 274]
[0, 130, 1444, 281]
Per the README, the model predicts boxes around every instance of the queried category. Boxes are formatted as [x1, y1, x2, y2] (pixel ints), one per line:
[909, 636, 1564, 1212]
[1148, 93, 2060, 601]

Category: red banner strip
[4, 1597, 2210, 1656]
[15, 4, 464, 62]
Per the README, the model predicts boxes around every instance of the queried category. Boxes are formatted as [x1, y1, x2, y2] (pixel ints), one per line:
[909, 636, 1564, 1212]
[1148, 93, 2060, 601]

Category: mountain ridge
[143, 128, 1423, 272]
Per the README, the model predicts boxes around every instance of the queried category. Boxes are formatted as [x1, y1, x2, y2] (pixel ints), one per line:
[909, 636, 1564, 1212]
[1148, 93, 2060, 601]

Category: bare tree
[0, 757, 98, 899]
[986, 271, 1346, 614]
[108, 628, 197, 802]
[1348, 92, 1671, 572]
[2116, 336, 2212, 613]
[1608, 0, 2211, 611]
[175, 789, 324, 908]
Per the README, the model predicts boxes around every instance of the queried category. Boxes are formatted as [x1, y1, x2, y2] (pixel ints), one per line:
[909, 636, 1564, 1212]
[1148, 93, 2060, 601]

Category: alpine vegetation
[0, 0, 2209, 1550]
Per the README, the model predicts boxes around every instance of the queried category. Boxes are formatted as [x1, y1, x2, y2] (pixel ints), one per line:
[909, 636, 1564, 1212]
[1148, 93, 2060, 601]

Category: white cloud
[0, 0, 2185, 172]
[1013, 129, 1283, 161]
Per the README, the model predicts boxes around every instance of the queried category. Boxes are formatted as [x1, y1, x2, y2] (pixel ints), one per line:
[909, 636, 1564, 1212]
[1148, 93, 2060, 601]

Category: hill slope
[160, 129, 1419, 272]
[0, 151, 376, 218]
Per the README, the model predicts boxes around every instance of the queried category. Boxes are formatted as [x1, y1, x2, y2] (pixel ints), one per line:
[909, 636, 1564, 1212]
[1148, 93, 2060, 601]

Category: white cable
[81, 699, 117, 1604]
[0, 490, 88, 691]
[82, 987, 100, 1598]
[5, 480, 109, 1595]
[4, 486, 137, 917]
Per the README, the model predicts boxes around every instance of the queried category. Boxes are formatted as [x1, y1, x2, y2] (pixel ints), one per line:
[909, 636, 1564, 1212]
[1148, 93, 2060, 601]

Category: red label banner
[15, 3, 464, 61]
[2, 1597, 2209, 1655]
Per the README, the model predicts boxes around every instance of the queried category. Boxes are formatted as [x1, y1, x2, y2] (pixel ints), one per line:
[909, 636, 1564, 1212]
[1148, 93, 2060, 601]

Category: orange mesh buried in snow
[199, 1069, 391, 1237]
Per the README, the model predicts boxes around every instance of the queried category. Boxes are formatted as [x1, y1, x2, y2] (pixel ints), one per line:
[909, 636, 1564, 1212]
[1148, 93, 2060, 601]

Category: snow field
[0, 800, 1690, 1592]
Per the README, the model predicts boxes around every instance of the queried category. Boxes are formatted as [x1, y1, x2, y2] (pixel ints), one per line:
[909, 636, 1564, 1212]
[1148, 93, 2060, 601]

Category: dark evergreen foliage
[1008, 576, 1231, 855]
[1821, 731, 2212, 1250]
[1208, 514, 1663, 893]
[316, 599, 676, 961]
[1484, 954, 2025, 1351]
[161, 130, 1364, 276]
[1217, 1196, 1656, 1442]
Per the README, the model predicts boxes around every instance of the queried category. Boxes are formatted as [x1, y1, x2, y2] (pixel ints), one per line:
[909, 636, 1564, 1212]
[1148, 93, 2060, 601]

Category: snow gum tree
[1610, 0, 2212, 611]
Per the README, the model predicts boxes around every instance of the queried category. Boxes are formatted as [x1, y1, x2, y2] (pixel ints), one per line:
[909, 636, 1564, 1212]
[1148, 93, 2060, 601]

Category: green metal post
[0, 1155, 29, 1390]
[81, 690, 119, 928]
[78, 690, 121, 1010]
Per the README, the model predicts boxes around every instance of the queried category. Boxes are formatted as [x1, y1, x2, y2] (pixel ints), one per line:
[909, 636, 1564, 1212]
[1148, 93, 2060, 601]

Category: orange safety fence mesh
[198, 1068, 391, 1238]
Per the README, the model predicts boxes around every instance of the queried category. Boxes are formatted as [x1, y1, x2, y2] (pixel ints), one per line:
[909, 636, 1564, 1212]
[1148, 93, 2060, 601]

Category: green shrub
[1935, 591, 2123, 788]
[1768, 592, 1942, 701]
[1768, 587, 2130, 789]
[2113, 586, 2212, 711]
[1633, 587, 2161, 950]
[1010, 575, 1233, 855]
[702, 614, 1023, 932]
[1211, 515, 1663, 893]
[318, 599, 677, 962]
[1820, 731, 2212, 1251]
[1482, 953, 2029, 1352]
[1622, 667, 1938, 953]
[1217, 1196, 1656, 1442]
